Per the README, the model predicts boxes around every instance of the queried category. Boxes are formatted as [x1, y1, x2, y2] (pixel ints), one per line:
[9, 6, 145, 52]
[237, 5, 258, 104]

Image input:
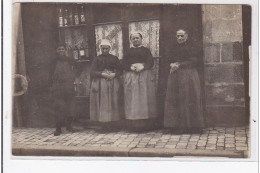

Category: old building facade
[13, 3, 250, 128]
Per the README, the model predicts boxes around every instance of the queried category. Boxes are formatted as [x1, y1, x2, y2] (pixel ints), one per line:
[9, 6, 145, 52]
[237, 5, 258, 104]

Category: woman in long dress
[122, 33, 157, 130]
[164, 29, 205, 133]
[90, 39, 122, 123]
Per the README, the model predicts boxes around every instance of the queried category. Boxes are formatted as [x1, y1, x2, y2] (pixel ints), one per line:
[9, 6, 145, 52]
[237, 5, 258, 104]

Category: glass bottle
[78, 81, 84, 96]
[69, 9, 73, 26]
[64, 9, 68, 26]
[85, 45, 89, 59]
[79, 43, 85, 59]
[58, 8, 63, 27]
[73, 46, 79, 60]
[74, 6, 79, 25]
[80, 5, 86, 24]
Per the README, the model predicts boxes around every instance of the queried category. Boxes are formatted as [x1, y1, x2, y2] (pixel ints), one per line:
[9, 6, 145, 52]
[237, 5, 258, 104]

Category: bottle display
[73, 46, 79, 60]
[80, 5, 86, 24]
[69, 9, 73, 26]
[74, 81, 84, 96]
[74, 6, 79, 25]
[64, 9, 68, 26]
[57, 5, 87, 27]
[57, 4, 90, 97]
[85, 46, 89, 59]
[79, 44, 85, 59]
[58, 8, 63, 27]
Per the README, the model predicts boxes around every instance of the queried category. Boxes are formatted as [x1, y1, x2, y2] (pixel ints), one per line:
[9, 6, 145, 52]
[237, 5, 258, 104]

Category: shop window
[129, 20, 160, 57]
[95, 23, 123, 59]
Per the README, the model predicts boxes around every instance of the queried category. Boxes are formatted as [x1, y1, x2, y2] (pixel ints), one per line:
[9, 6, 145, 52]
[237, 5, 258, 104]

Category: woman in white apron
[90, 39, 123, 124]
[122, 33, 157, 130]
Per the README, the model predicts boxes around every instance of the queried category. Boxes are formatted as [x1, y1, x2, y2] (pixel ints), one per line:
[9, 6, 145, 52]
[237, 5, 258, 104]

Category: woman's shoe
[54, 128, 62, 136]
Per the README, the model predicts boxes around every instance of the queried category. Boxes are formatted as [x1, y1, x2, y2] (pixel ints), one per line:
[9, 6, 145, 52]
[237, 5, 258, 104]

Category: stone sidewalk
[12, 126, 250, 158]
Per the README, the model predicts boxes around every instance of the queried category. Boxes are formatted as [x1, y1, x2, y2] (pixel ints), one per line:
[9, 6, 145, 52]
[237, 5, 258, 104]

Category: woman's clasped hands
[170, 62, 180, 74]
[101, 71, 116, 80]
[131, 63, 144, 73]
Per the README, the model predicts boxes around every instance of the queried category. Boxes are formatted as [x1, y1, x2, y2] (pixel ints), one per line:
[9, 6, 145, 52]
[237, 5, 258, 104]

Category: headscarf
[129, 32, 143, 40]
[99, 39, 112, 49]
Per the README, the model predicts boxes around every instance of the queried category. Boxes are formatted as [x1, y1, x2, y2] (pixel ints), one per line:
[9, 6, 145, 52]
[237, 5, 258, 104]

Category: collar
[130, 45, 143, 48]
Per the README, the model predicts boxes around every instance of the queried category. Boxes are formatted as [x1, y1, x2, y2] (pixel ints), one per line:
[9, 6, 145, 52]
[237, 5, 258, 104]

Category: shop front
[13, 3, 250, 128]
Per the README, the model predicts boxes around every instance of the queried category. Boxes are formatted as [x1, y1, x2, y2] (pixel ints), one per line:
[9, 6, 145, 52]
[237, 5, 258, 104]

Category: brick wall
[202, 5, 247, 126]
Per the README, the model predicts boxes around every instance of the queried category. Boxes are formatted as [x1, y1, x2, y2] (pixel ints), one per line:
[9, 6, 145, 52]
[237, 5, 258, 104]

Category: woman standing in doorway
[90, 39, 122, 124]
[164, 29, 205, 133]
[122, 33, 157, 130]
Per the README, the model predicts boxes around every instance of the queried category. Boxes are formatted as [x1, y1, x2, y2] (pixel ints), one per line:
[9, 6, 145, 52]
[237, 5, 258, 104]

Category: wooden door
[158, 5, 205, 121]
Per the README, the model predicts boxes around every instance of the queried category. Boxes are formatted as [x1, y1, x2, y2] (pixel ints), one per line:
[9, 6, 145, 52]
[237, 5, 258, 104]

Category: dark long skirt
[52, 81, 76, 125]
[164, 67, 205, 130]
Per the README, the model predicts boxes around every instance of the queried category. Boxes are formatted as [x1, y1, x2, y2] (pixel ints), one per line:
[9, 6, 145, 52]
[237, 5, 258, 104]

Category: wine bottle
[80, 5, 86, 24]
[73, 46, 79, 60]
[84, 39, 89, 59]
[78, 81, 83, 96]
[74, 6, 79, 25]
[64, 9, 68, 26]
[69, 9, 73, 26]
[85, 46, 89, 59]
[58, 8, 63, 27]
[79, 44, 85, 59]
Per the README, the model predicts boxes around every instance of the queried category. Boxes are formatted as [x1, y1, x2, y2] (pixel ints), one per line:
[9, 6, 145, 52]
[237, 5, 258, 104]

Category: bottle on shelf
[74, 80, 83, 96]
[69, 9, 73, 26]
[73, 45, 79, 60]
[64, 9, 69, 26]
[78, 81, 84, 96]
[84, 38, 89, 59]
[80, 5, 86, 24]
[79, 42, 86, 60]
[58, 8, 63, 27]
[74, 6, 79, 25]
[85, 46, 89, 59]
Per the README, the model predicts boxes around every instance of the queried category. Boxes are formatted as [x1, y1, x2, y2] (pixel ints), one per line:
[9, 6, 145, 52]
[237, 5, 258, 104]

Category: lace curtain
[95, 24, 123, 59]
[94, 20, 160, 89]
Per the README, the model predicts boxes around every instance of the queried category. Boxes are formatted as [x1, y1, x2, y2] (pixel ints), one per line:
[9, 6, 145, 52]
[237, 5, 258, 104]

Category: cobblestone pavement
[12, 126, 250, 153]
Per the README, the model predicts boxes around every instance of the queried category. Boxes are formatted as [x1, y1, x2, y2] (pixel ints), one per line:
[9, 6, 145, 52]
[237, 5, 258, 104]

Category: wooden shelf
[58, 24, 87, 28]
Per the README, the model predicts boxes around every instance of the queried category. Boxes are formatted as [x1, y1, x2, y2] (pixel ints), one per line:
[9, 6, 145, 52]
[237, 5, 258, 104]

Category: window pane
[129, 20, 160, 57]
[95, 24, 123, 59]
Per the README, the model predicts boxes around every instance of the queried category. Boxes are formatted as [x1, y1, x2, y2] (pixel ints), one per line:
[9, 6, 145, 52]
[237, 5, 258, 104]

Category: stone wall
[202, 5, 246, 126]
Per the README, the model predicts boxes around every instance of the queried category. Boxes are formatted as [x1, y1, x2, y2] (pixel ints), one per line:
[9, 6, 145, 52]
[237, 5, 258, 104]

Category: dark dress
[122, 46, 157, 120]
[90, 54, 123, 122]
[49, 55, 76, 125]
[164, 42, 205, 130]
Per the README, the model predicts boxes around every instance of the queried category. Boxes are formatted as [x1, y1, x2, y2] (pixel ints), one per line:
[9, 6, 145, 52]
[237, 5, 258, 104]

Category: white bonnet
[130, 32, 143, 40]
[99, 39, 112, 48]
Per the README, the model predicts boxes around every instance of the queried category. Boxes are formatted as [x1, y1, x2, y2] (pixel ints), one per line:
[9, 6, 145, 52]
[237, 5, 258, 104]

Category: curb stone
[12, 144, 245, 158]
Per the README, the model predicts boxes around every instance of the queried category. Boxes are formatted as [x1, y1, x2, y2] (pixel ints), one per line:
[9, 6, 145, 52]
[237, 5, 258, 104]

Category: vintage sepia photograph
[11, 2, 252, 159]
